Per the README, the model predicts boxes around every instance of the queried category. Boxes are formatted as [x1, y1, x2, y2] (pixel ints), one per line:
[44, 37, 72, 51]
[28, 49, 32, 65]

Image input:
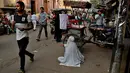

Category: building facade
[35, 0, 62, 13]
[0, 0, 91, 14]
[0, 0, 32, 14]
[0, 0, 31, 9]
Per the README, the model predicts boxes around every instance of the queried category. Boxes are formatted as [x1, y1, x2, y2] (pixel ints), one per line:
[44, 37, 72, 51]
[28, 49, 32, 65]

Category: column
[53, 0, 55, 8]
[44, 0, 48, 13]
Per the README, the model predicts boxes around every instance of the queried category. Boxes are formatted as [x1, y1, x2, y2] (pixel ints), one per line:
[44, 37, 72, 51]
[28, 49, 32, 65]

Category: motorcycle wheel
[96, 41, 105, 48]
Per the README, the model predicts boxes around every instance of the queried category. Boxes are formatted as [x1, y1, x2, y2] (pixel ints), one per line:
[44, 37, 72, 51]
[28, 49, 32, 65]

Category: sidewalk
[0, 36, 112, 73]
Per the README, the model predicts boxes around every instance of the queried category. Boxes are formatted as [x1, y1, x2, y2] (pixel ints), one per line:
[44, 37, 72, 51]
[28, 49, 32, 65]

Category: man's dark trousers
[17, 37, 33, 70]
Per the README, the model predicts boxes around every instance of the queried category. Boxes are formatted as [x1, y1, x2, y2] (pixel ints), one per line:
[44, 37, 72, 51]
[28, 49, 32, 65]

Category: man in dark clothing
[12, 1, 34, 73]
[54, 11, 62, 42]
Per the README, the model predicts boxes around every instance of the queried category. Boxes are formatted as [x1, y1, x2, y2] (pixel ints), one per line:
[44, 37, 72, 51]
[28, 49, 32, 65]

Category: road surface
[0, 26, 112, 73]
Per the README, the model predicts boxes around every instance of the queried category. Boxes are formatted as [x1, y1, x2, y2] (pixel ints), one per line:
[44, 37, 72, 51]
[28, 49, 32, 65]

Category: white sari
[58, 36, 84, 67]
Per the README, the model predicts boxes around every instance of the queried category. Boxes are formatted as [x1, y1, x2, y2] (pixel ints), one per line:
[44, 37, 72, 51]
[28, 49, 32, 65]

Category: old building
[0, 0, 31, 14]
[34, 0, 91, 13]
[0, 0, 91, 14]
[35, 0, 65, 13]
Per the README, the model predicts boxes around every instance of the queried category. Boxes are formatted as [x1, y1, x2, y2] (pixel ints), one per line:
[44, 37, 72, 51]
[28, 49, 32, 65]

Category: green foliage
[90, 0, 100, 6]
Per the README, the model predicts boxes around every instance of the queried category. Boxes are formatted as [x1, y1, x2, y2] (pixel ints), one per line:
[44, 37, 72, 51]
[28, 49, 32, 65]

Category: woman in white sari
[58, 36, 84, 67]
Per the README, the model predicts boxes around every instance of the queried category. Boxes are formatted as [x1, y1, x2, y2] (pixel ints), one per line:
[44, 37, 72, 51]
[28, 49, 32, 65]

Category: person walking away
[31, 12, 37, 31]
[10, 14, 16, 32]
[11, 1, 34, 73]
[54, 11, 62, 42]
[49, 11, 55, 35]
[36, 7, 48, 41]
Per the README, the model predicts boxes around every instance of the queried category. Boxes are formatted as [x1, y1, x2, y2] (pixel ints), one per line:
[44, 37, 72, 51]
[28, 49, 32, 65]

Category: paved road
[0, 27, 112, 73]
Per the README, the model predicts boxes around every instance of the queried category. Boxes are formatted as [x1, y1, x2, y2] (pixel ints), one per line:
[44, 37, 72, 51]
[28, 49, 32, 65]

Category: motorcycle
[89, 26, 115, 48]
[0, 23, 5, 35]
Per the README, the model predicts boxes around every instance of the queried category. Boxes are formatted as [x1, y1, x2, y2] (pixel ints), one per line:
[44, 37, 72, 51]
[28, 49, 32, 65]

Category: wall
[35, 0, 58, 13]
[35, 0, 72, 13]
[0, 0, 31, 9]
[4, 0, 16, 7]
[35, 0, 44, 13]
[0, 0, 5, 8]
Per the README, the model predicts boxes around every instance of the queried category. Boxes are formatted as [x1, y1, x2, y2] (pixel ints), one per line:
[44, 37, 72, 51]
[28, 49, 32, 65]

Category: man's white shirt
[12, 15, 31, 40]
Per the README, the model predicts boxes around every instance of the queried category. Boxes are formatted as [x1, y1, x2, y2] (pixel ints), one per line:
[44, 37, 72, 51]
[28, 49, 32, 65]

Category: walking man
[36, 7, 48, 41]
[12, 1, 34, 73]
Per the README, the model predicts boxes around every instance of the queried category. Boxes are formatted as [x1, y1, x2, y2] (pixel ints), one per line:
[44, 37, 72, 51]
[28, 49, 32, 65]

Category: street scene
[0, 28, 111, 73]
[0, 0, 130, 73]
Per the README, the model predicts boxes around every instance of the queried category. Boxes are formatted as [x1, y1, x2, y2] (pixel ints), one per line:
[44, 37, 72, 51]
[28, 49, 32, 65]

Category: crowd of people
[0, 10, 37, 35]
[47, 8, 108, 43]
[0, 5, 107, 40]
[0, 12, 13, 35]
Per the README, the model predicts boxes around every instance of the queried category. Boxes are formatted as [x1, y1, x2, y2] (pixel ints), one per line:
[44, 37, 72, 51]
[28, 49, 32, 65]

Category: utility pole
[109, 0, 129, 73]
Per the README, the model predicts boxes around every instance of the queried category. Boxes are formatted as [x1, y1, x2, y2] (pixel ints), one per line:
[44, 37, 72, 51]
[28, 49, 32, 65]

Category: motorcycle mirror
[119, 21, 125, 27]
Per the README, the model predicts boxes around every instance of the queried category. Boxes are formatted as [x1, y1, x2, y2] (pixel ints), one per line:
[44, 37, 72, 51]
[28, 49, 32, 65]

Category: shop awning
[63, 1, 91, 8]
[52, 8, 71, 12]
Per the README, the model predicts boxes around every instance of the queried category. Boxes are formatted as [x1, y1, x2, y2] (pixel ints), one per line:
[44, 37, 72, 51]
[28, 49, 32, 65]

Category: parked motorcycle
[0, 23, 5, 35]
[89, 26, 115, 48]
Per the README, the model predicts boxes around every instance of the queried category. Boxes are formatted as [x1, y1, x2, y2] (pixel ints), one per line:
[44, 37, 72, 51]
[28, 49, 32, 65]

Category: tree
[90, 0, 100, 7]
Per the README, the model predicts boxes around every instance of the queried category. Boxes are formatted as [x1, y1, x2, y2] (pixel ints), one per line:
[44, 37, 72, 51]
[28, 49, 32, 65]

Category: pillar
[44, 0, 48, 13]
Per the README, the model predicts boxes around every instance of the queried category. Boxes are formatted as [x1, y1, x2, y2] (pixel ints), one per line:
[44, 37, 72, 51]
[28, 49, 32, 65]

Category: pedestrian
[49, 11, 55, 35]
[36, 7, 48, 41]
[27, 11, 31, 16]
[12, 1, 34, 73]
[94, 10, 105, 28]
[11, 13, 17, 33]
[54, 11, 62, 42]
[31, 12, 37, 31]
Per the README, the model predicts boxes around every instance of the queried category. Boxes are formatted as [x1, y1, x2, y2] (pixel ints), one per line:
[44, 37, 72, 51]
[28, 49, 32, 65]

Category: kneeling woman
[58, 36, 84, 67]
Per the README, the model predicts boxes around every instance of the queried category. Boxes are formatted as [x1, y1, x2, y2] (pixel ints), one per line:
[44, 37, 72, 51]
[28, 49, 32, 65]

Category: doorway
[31, 0, 36, 14]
